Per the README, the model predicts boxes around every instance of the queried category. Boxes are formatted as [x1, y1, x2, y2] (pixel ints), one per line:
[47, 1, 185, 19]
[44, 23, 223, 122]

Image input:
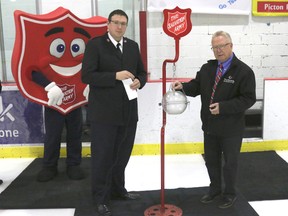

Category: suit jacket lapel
[104, 33, 122, 59]
[122, 38, 129, 58]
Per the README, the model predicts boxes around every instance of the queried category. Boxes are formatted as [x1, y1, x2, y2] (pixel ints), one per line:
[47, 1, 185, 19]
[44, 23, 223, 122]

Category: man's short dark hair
[108, 9, 128, 23]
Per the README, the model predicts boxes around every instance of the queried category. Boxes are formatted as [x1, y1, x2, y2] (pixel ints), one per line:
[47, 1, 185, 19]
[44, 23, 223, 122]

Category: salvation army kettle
[162, 87, 189, 115]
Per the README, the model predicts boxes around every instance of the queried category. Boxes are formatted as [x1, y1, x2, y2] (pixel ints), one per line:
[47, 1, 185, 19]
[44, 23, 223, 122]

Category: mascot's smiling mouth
[50, 63, 82, 76]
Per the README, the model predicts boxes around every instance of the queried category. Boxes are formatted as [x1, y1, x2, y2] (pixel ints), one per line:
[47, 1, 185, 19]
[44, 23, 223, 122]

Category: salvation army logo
[59, 83, 76, 105]
[162, 7, 192, 39]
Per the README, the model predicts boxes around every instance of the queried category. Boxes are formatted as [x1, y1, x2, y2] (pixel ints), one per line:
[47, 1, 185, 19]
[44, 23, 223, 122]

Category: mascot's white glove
[83, 85, 89, 101]
[44, 82, 64, 106]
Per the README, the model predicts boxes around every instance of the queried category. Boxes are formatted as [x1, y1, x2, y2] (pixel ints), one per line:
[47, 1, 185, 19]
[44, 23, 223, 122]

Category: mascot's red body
[12, 7, 107, 114]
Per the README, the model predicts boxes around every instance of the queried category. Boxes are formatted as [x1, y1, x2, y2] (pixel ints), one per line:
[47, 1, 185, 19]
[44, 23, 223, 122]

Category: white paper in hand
[122, 78, 138, 100]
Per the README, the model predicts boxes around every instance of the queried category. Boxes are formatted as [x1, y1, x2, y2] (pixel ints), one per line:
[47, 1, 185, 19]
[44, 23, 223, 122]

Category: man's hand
[171, 81, 183, 90]
[209, 103, 220, 115]
[116, 70, 135, 81]
[130, 78, 140, 90]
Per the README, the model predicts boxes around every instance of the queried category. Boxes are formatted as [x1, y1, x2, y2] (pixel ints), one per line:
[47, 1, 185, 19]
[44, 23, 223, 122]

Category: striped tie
[210, 64, 223, 104]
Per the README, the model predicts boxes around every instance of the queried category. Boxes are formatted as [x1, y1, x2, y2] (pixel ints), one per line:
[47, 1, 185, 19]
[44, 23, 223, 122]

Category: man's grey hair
[212, 31, 232, 43]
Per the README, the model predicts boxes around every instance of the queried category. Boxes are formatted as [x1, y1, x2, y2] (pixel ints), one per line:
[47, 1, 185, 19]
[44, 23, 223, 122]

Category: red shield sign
[59, 83, 76, 105]
[163, 7, 192, 39]
[12, 7, 107, 114]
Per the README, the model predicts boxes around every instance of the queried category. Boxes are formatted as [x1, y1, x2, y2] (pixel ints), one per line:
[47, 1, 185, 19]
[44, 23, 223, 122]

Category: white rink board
[263, 79, 288, 140]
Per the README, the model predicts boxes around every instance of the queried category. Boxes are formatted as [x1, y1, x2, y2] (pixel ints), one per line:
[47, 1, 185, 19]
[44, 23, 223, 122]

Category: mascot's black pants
[42, 107, 82, 167]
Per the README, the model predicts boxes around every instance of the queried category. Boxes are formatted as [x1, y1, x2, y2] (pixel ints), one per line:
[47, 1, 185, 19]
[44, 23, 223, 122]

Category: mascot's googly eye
[70, 38, 85, 57]
[50, 38, 66, 58]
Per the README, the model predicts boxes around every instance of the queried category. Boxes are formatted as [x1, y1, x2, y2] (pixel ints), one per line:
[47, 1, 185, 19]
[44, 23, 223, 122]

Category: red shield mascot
[12, 7, 107, 182]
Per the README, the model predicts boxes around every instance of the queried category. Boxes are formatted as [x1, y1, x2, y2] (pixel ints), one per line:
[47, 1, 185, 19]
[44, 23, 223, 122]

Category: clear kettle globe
[162, 88, 189, 114]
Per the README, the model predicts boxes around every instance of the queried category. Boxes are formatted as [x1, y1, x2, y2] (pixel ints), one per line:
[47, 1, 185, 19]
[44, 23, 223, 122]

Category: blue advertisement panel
[0, 87, 44, 144]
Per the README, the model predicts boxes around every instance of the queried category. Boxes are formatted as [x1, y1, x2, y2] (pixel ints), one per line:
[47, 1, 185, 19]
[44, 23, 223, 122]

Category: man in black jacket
[172, 31, 256, 209]
[82, 9, 147, 216]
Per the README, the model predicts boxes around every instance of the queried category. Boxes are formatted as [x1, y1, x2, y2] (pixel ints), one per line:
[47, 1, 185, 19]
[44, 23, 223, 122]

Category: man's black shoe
[96, 204, 111, 216]
[200, 193, 221, 204]
[37, 166, 57, 182]
[218, 196, 237, 209]
[0, 179, 3, 185]
[111, 192, 140, 200]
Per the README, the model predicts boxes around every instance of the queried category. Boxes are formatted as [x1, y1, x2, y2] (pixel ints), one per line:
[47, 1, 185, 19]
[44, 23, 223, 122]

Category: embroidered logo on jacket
[223, 76, 235, 84]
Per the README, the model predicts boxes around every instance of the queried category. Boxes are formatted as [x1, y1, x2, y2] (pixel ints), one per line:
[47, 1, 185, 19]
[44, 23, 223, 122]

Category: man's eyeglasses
[110, 20, 127, 27]
[211, 43, 231, 51]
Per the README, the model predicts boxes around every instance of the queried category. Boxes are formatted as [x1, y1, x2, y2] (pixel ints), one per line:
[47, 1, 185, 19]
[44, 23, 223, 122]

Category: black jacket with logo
[182, 54, 256, 137]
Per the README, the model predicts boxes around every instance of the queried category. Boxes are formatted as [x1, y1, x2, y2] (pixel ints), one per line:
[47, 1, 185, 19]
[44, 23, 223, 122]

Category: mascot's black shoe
[67, 165, 85, 180]
[37, 166, 58, 182]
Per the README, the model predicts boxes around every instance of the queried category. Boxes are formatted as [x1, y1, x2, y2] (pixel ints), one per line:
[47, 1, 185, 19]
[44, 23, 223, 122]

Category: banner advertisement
[0, 87, 44, 144]
[147, 0, 251, 15]
[252, 0, 288, 16]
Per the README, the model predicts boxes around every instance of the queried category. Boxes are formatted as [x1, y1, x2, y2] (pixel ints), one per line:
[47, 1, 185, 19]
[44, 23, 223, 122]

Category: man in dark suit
[81, 9, 147, 216]
[172, 31, 256, 209]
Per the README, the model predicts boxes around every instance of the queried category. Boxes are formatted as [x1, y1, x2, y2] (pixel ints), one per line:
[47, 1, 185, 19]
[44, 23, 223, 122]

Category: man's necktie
[210, 63, 223, 104]
[116, 43, 122, 57]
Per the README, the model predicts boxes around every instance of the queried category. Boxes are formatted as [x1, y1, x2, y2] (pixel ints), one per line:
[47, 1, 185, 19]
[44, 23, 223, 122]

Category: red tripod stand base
[144, 204, 183, 216]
